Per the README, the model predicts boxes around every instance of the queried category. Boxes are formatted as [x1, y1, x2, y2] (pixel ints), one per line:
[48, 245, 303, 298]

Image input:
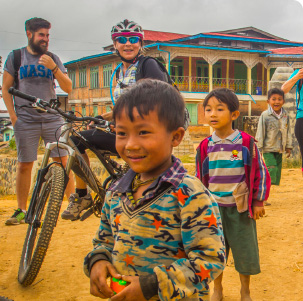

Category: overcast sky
[1, 0, 303, 108]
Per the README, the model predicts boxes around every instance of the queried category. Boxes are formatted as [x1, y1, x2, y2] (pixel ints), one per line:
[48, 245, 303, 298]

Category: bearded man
[2, 17, 74, 225]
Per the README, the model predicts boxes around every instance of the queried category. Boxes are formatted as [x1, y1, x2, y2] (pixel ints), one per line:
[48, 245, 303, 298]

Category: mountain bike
[8, 88, 127, 287]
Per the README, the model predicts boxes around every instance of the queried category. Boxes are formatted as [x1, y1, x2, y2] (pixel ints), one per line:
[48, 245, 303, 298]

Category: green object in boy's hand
[110, 277, 129, 295]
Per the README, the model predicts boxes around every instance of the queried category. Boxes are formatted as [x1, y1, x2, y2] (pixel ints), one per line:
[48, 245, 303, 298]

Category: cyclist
[2, 17, 74, 225]
[61, 19, 167, 220]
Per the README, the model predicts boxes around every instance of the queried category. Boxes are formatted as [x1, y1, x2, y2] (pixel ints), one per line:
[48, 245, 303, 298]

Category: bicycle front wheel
[18, 165, 65, 286]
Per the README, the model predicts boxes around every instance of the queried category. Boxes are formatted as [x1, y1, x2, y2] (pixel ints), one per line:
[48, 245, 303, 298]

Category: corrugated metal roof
[143, 30, 190, 41]
[269, 46, 303, 55]
[65, 51, 112, 66]
[171, 33, 303, 47]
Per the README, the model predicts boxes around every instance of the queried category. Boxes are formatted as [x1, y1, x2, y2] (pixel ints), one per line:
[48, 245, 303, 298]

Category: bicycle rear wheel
[18, 165, 65, 286]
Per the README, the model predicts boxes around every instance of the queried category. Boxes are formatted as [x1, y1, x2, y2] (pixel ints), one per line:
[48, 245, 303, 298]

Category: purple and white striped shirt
[207, 130, 246, 206]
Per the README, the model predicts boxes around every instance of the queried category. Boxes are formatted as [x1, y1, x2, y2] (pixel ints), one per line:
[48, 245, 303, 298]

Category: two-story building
[64, 26, 303, 137]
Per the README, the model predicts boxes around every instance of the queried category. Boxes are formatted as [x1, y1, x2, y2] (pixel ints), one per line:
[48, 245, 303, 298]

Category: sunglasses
[115, 36, 140, 44]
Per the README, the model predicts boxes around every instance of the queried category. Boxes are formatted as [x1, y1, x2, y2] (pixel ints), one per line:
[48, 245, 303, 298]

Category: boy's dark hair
[203, 88, 239, 112]
[268, 88, 284, 100]
[25, 18, 51, 33]
[113, 79, 185, 132]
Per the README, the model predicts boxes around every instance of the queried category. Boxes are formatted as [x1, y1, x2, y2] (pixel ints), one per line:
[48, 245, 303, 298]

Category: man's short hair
[113, 79, 185, 132]
[203, 88, 239, 112]
[25, 17, 51, 33]
[268, 88, 284, 100]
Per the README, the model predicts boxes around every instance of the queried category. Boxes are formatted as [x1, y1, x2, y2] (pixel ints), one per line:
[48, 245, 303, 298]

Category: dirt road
[1, 169, 303, 300]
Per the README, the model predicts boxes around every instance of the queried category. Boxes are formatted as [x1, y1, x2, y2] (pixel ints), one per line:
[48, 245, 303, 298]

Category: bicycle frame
[26, 120, 123, 224]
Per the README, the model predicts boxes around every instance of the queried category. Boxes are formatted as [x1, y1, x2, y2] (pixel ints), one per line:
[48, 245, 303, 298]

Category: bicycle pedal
[79, 208, 94, 221]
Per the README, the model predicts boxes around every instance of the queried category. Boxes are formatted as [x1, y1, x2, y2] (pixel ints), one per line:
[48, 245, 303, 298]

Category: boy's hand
[252, 206, 265, 220]
[111, 275, 147, 301]
[285, 148, 291, 158]
[90, 260, 121, 299]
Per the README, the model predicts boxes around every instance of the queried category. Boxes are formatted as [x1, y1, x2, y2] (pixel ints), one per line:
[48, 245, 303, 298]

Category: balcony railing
[172, 76, 267, 95]
[251, 79, 268, 96]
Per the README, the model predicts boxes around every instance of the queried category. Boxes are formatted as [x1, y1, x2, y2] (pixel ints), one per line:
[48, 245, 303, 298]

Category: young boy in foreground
[196, 88, 270, 301]
[256, 88, 292, 187]
[84, 80, 226, 300]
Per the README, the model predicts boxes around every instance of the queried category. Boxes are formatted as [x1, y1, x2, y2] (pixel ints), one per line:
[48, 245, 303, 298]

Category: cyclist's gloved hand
[109, 121, 115, 133]
[87, 115, 105, 130]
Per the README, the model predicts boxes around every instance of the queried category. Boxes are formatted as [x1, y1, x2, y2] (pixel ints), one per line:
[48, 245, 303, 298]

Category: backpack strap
[115, 66, 120, 82]
[13, 49, 22, 88]
[297, 79, 303, 109]
[135, 55, 150, 81]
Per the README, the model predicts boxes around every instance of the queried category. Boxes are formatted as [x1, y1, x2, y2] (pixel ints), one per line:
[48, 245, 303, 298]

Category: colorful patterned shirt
[84, 157, 226, 300]
[207, 130, 245, 206]
[114, 61, 139, 100]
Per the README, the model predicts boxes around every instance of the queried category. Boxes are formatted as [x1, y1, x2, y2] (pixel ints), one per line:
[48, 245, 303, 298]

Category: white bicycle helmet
[111, 19, 144, 40]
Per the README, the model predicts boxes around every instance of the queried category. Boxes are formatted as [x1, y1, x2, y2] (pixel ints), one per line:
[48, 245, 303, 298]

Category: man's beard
[29, 36, 48, 55]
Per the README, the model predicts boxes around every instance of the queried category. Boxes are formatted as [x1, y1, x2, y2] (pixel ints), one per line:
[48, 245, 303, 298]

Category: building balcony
[172, 76, 268, 95]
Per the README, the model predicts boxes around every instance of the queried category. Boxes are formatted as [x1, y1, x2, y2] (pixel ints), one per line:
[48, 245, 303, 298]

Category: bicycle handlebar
[8, 87, 110, 126]
[9, 87, 37, 102]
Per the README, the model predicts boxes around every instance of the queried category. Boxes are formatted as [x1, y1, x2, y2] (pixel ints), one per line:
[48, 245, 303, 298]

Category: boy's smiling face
[267, 93, 284, 114]
[115, 107, 184, 181]
[204, 96, 239, 136]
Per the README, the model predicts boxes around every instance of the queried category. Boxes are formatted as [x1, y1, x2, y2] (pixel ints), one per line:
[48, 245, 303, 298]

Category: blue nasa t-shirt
[4, 47, 66, 122]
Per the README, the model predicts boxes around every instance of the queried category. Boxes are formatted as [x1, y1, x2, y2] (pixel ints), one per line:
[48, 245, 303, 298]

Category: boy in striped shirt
[196, 88, 270, 301]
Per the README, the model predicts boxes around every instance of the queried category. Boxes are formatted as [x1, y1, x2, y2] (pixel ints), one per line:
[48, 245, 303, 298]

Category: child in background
[256, 88, 292, 187]
[84, 80, 226, 301]
[196, 88, 270, 301]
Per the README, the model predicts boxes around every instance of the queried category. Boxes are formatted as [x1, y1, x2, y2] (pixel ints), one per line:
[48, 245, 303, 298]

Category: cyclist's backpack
[12, 49, 54, 89]
[115, 55, 178, 90]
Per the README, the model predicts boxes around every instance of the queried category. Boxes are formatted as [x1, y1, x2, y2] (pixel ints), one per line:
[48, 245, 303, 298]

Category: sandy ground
[1, 169, 303, 301]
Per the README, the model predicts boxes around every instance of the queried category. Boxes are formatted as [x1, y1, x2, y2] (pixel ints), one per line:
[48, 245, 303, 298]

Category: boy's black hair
[113, 79, 185, 132]
[267, 88, 284, 100]
[203, 88, 239, 112]
[25, 17, 51, 33]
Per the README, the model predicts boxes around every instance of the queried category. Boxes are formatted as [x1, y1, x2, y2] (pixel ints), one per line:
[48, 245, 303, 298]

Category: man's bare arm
[2, 71, 17, 126]
[39, 54, 72, 93]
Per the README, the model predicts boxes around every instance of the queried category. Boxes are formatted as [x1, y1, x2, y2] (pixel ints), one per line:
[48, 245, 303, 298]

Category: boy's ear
[171, 127, 185, 147]
[231, 110, 240, 121]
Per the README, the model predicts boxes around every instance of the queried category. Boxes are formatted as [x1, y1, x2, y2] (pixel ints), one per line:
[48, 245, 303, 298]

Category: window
[93, 105, 98, 116]
[186, 103, 198, 125]
[217, 69, 221, 78]
[82, 105, 86, 116]
[90, 67, 99, 89]
[106, 105, 112, 112]
[251, 42, 264, 50]
[5, 133, 10, 141]
[218, 40, 232, 47]
[71, 105, 75, 112]
[79, 67, 87, 87]
[204, 67, 208, 78]
[197, 67, 202, 78]
[68, 69, 76, 88]
[103, 64, 112, 87]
